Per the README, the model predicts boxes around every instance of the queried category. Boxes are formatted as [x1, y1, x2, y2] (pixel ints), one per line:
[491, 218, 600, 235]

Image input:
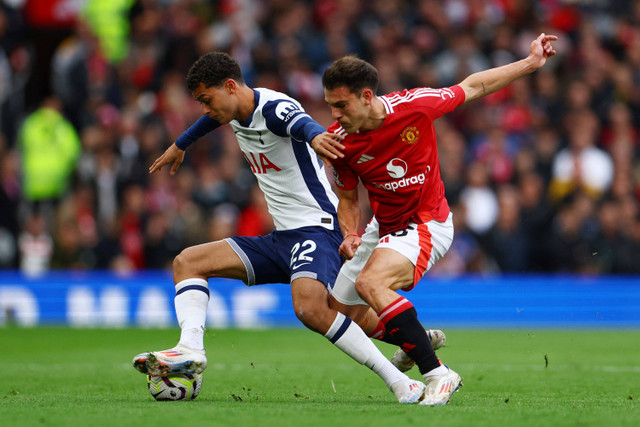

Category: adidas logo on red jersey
[357, 154, 374, 163]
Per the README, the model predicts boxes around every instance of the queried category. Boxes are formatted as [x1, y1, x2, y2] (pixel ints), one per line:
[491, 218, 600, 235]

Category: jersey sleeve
[330, 158, 359, 191]
[325, 122, 358, 191]
[401, 85, 466, 121]
[175, 114, 221, 150]
[262, 99, 325, 142]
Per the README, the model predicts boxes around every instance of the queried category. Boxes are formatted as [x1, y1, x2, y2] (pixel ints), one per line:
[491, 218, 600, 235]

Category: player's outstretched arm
[311, 132, 345, 160]
[458, 33, 558, 103]
[337, 187, 362, 260]
[149, 143, 186, 175]
[150, 114, 220, 175]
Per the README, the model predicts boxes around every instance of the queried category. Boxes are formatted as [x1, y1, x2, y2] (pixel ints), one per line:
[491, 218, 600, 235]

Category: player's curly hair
[186, 52, 245, 92]
[322, 56, 379, 95]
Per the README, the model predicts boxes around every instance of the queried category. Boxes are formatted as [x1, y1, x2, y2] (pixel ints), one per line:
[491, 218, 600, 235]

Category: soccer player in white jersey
[312, 34, 558, 405]
[132, 52, 431, 404]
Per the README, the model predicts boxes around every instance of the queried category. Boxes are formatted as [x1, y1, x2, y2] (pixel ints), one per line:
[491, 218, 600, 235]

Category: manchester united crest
[400, 126, 420, 144]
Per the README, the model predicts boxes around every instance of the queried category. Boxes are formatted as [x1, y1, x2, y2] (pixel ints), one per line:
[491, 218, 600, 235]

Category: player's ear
[361, 88, 373, 105]
[225, 79, 237, 94]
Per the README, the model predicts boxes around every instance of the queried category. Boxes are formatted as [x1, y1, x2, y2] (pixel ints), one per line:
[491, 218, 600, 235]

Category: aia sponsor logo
[400, 126, 420, 144]
[243, 151, 282, 174]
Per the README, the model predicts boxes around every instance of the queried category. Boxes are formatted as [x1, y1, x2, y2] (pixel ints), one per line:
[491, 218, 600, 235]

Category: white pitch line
[456, 363, 640, 373]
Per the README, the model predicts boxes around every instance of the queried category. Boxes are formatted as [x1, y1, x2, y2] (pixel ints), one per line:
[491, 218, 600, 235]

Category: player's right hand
[149, 144, 186, 175]
[311, 132, 345, 160]
[529, 33, 558, 68]
[339, 235, 361, 260]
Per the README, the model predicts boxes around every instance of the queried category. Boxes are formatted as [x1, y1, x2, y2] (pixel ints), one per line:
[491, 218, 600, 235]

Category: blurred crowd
[1, 0, 640, 276]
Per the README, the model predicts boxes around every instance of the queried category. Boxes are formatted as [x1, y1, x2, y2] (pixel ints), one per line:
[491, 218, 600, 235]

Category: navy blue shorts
[226, 227, 343, 288]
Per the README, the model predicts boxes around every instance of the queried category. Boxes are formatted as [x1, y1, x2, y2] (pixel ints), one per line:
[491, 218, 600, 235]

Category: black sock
[379, 297, 440, 375]
[378, 333, 398, 345]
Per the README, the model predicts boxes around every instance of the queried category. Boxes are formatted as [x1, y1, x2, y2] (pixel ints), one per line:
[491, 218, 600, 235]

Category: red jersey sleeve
[327, 122, 359, 190]
[331, 160, 359, 190]
[386, 85, 465, 121]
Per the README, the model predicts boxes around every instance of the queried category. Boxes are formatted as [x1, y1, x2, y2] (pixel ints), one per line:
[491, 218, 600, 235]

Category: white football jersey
[232, 88, 338, 231]
[179, 88, 339, 231]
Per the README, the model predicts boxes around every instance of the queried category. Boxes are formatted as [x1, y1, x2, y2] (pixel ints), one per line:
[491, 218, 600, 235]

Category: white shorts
[330, 212, 454, 306]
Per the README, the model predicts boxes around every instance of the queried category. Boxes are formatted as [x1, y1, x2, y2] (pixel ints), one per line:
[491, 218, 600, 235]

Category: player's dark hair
[186, 52, 245, 92]
[322, 56, 379, 95]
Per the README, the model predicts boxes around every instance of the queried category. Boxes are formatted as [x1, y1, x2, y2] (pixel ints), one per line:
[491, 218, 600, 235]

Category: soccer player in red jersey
[314, 33, 558, 405]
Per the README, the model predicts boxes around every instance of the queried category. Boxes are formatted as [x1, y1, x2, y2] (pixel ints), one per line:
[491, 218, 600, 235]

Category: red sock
[368, 320, 386, 340]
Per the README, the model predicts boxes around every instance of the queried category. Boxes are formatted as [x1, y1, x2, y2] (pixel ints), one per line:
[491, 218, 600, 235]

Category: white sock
[324, 312, 407, 389]
[423, 364, 448, 379]
[174, 278, 209, 350]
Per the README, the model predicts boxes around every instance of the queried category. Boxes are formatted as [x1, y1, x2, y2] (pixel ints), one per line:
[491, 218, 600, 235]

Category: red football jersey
[329, 86, 465, 236]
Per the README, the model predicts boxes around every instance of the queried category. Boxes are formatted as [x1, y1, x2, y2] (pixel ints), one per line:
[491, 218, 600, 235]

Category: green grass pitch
[1, 327, 638, 426]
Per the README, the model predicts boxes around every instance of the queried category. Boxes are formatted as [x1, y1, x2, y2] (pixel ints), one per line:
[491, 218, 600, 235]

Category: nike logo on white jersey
[357, 154, 374, 163]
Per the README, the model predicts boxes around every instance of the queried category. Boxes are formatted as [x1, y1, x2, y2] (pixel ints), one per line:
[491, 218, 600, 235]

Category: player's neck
[359, 96, 386, 132]
[236, 86, 256, 123]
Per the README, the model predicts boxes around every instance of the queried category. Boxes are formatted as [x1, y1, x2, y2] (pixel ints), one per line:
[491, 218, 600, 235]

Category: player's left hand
[311, 132, 345, 160]
[149, 143, 185, 175]
[529, 33, 558, 68]
[339, 235, 361, 260]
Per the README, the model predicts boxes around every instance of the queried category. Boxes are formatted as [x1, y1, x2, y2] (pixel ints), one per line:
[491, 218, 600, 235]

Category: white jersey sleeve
[230, 88, 339, 231]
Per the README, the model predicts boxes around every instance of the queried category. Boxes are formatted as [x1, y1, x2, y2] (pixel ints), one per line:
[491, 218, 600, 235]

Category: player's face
[324, 86, 370, 133]
[192, 82, 236, 124]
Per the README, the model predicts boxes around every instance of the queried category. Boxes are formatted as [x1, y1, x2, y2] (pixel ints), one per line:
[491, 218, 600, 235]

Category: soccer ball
[147, 373, 203, 401]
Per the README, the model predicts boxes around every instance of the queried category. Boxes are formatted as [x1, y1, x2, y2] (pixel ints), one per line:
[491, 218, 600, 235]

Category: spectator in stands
[0, 141, 20, 268]
[3, 0, 640, 277]
[591, 197, 640, 274]
[485, 185, 531, 272]
[18, 97, 81, 220]
[546, 193, 598, 273]
[548, 109, 614, 203]
[236, 183, 274, 237]
[459, 160, 499, 238]
[18, 212, 52, 277]
[518, 171, 555, 271]
[50, 219, 86, 269]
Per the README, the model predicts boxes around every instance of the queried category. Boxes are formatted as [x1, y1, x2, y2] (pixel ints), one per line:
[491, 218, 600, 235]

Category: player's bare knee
[348, 307, 368, 325]
[330, 297, 362, 323]
[172, 252, 186, 275]
[172, 249, 195, 278]
[294, 308, 316, 331]
[292, 301, 330, 333]
[354, 276, 374, 302]
[293, 302, 321, 322]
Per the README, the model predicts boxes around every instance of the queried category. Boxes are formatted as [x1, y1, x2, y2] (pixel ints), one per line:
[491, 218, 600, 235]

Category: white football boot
[390, 379, 427, 404]
[419, 366, 462, 406]
[133, 344, 207, 376]
[390, 329, 446, 372]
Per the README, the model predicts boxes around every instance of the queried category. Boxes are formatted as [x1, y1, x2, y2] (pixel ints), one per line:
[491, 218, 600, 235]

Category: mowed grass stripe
[1, 328, 638, 427]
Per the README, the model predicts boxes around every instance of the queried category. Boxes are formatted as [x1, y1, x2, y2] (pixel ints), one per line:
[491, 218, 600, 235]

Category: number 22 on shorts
[290, 240, 316, 270]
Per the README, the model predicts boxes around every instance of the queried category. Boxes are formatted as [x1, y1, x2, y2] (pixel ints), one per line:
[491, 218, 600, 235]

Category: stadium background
[1, 0, 640, 328]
